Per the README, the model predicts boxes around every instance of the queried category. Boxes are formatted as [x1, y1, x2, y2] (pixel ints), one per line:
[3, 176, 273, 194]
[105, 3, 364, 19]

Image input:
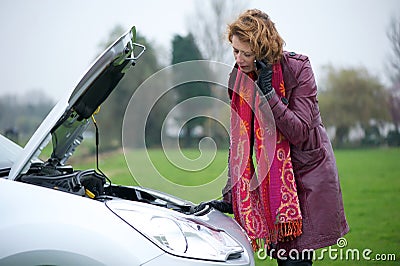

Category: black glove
[256, 60, 275, 100]
[193, 200, 233, 214]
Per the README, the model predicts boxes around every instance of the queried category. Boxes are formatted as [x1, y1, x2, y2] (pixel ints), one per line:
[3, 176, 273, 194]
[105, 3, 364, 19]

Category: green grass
[321, 148, 400, 265]
[72, 147, 400, 265]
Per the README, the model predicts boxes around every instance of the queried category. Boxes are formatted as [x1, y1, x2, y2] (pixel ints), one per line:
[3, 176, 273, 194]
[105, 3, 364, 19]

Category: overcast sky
[0, 0, 399, 101]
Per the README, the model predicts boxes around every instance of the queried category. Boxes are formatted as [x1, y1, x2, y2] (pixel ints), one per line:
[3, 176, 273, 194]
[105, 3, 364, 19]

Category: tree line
[1, 2, 399, 150]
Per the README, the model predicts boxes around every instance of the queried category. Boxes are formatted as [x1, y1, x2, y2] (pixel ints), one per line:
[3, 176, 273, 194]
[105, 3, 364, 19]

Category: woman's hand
[192, 200, 233, 214]
[256, 60, 275, 100]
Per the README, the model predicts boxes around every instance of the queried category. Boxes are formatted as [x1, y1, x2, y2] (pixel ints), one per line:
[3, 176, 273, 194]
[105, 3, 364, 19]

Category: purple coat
[225, 51, 349, 253]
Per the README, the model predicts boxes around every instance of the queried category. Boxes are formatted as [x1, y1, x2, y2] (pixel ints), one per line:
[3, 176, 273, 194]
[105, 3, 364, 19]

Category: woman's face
[231, 35, 256, 73]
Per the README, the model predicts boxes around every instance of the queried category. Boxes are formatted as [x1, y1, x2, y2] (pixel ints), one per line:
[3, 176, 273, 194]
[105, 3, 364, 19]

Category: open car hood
[8, 26, 145, 180]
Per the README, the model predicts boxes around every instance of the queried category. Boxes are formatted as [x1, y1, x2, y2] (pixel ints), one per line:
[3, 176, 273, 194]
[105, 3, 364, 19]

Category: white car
[0, 27, 254, 265]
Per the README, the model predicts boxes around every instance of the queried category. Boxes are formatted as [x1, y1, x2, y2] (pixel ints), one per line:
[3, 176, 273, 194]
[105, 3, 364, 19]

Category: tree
[186, 1, 248, 148]
[188, 0, 248, 63]
[387, 16, 400, 83]
[386, 16, 400, 136]
[171, 34, 212, 147]
[319, 65, 390, 147]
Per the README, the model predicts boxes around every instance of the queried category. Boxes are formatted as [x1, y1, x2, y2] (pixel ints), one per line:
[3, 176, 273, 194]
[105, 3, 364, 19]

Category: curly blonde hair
[227, 9, 285, 64]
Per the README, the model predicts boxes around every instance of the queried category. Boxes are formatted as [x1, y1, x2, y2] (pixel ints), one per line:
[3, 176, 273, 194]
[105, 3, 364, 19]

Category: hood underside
[8, 26, 145, 180]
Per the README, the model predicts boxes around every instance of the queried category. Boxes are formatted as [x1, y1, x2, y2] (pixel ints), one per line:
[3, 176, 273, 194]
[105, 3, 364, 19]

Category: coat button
[289, 52, 296, 56]
[281, 97, 289, 105]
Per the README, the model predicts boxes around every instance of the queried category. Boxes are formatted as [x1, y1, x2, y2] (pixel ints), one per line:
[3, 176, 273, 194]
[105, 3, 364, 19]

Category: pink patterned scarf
[229, 63, 302, 250]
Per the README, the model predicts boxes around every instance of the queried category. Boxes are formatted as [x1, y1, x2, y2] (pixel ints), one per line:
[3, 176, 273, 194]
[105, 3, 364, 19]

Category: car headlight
[106, 200, 243, 262]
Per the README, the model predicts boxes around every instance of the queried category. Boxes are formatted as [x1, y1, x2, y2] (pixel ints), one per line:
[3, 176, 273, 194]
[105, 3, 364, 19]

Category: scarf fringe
[251, 219, 303, 251]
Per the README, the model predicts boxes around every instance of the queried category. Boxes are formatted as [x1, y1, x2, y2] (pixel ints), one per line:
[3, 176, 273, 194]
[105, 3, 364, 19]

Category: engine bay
[19, 164, 195, 215]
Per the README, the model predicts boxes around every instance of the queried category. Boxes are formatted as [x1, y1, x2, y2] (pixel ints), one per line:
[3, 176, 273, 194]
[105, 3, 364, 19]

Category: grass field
[73, 147, 400, 265]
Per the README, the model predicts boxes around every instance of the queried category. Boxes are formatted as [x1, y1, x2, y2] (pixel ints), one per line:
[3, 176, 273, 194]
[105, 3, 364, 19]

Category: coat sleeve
[266, 57, 318, 148]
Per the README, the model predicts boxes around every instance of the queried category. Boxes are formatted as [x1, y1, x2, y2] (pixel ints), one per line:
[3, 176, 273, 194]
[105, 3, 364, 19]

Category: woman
[198, 9, 349, 265]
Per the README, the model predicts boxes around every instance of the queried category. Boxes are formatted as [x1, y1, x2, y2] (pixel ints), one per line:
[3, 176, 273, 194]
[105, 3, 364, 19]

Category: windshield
[0, 134, 22, 169]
